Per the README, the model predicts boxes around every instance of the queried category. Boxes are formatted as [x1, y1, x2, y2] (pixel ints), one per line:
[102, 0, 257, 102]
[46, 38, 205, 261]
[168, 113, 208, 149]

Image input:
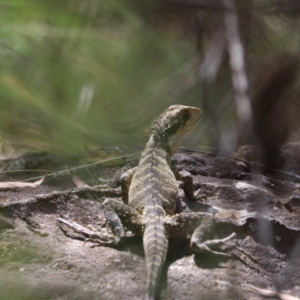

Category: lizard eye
[165, 126, 178, 136]
[182, 111, 190, 121]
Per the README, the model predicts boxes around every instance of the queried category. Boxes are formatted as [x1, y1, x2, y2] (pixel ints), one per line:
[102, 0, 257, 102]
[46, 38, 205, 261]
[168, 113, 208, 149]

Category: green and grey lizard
[101, 105, 234, 300]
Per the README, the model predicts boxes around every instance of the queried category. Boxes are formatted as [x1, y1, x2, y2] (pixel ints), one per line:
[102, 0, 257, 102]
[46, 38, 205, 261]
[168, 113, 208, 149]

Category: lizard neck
[141, 134, 172, 162]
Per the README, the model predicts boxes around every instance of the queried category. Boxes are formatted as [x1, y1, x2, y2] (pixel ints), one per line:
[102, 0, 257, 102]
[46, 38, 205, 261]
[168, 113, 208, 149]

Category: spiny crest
[151, 105, 202, 154]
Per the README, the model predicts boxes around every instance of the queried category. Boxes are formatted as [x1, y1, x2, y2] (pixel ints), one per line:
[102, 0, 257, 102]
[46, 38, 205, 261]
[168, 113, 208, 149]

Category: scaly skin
[57, 106, 237, 298]
[100, 105, 233, 299]
[99, 105, 234, 299]
[128, 105, 201, 299]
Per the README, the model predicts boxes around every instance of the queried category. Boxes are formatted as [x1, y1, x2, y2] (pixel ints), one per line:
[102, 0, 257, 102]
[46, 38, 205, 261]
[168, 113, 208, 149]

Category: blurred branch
[0, 41, 45, 72]
[155, 55, 199, 104]
[199, 30, 226, 83]
[222, 0, 252, 126]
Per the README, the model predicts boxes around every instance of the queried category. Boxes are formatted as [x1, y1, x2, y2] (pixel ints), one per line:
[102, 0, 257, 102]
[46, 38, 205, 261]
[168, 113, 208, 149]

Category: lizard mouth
[188, 106, 202, 126]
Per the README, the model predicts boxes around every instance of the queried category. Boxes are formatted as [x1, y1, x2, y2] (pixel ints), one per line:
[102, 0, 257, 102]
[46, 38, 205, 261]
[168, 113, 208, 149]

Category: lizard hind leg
[167, 212, 236, 257]
[102, 198, 143, 246]
[190, 216, 236, 257]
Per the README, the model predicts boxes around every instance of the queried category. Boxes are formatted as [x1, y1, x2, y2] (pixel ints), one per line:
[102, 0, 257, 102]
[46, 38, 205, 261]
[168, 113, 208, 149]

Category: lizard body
[101, 105, 234, 300]
[129, 105, 201, 299]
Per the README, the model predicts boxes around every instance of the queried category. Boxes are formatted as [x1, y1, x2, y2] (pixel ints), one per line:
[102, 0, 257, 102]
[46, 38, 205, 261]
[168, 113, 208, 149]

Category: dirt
[0, 149, 299, 300]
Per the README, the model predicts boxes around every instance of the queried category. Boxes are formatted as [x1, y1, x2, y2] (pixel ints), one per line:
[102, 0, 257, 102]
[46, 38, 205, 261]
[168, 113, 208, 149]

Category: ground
[0, 149, 299, 300]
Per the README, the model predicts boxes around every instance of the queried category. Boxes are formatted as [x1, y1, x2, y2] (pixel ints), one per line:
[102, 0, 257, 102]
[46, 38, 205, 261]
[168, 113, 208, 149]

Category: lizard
[96, 105, 235, 300]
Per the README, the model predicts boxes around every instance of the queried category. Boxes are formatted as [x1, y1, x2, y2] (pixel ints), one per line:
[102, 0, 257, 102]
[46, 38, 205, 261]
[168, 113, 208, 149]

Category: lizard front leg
[120, 167, 137, 204]
[176, 170, 196, 201]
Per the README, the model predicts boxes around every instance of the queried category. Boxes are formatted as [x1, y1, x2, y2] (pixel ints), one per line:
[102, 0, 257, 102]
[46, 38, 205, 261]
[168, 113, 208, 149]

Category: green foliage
[0, 0, 299, 154]
[0, 0, 198, 153]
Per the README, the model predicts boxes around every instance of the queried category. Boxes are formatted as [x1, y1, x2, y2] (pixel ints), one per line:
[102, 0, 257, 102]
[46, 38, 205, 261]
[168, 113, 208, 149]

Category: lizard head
[151, 105, 202, 154]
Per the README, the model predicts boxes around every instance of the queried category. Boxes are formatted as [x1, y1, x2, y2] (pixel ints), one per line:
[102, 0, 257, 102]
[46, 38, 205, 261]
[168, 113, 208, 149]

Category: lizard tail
[143, 216, 168, 300]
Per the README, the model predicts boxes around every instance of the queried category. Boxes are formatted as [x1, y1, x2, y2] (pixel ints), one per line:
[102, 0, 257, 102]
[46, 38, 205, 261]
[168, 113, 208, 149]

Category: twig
[222, 0, 252, 126]
[244, 284, 300, 300]
[0, 186, 120, 208]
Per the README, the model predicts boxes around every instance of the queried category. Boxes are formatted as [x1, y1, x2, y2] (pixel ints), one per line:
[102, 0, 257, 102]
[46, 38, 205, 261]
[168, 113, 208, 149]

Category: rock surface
[0, 149, 299, 300]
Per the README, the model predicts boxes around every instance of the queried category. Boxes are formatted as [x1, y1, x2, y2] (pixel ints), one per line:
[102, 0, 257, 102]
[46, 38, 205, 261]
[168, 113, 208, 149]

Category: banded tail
[143, 215, 168, 300]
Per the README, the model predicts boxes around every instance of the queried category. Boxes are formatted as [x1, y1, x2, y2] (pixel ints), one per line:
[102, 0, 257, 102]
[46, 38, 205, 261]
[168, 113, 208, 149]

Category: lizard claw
[191, 232, 236, 256]
[57, 217, 122, 246]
